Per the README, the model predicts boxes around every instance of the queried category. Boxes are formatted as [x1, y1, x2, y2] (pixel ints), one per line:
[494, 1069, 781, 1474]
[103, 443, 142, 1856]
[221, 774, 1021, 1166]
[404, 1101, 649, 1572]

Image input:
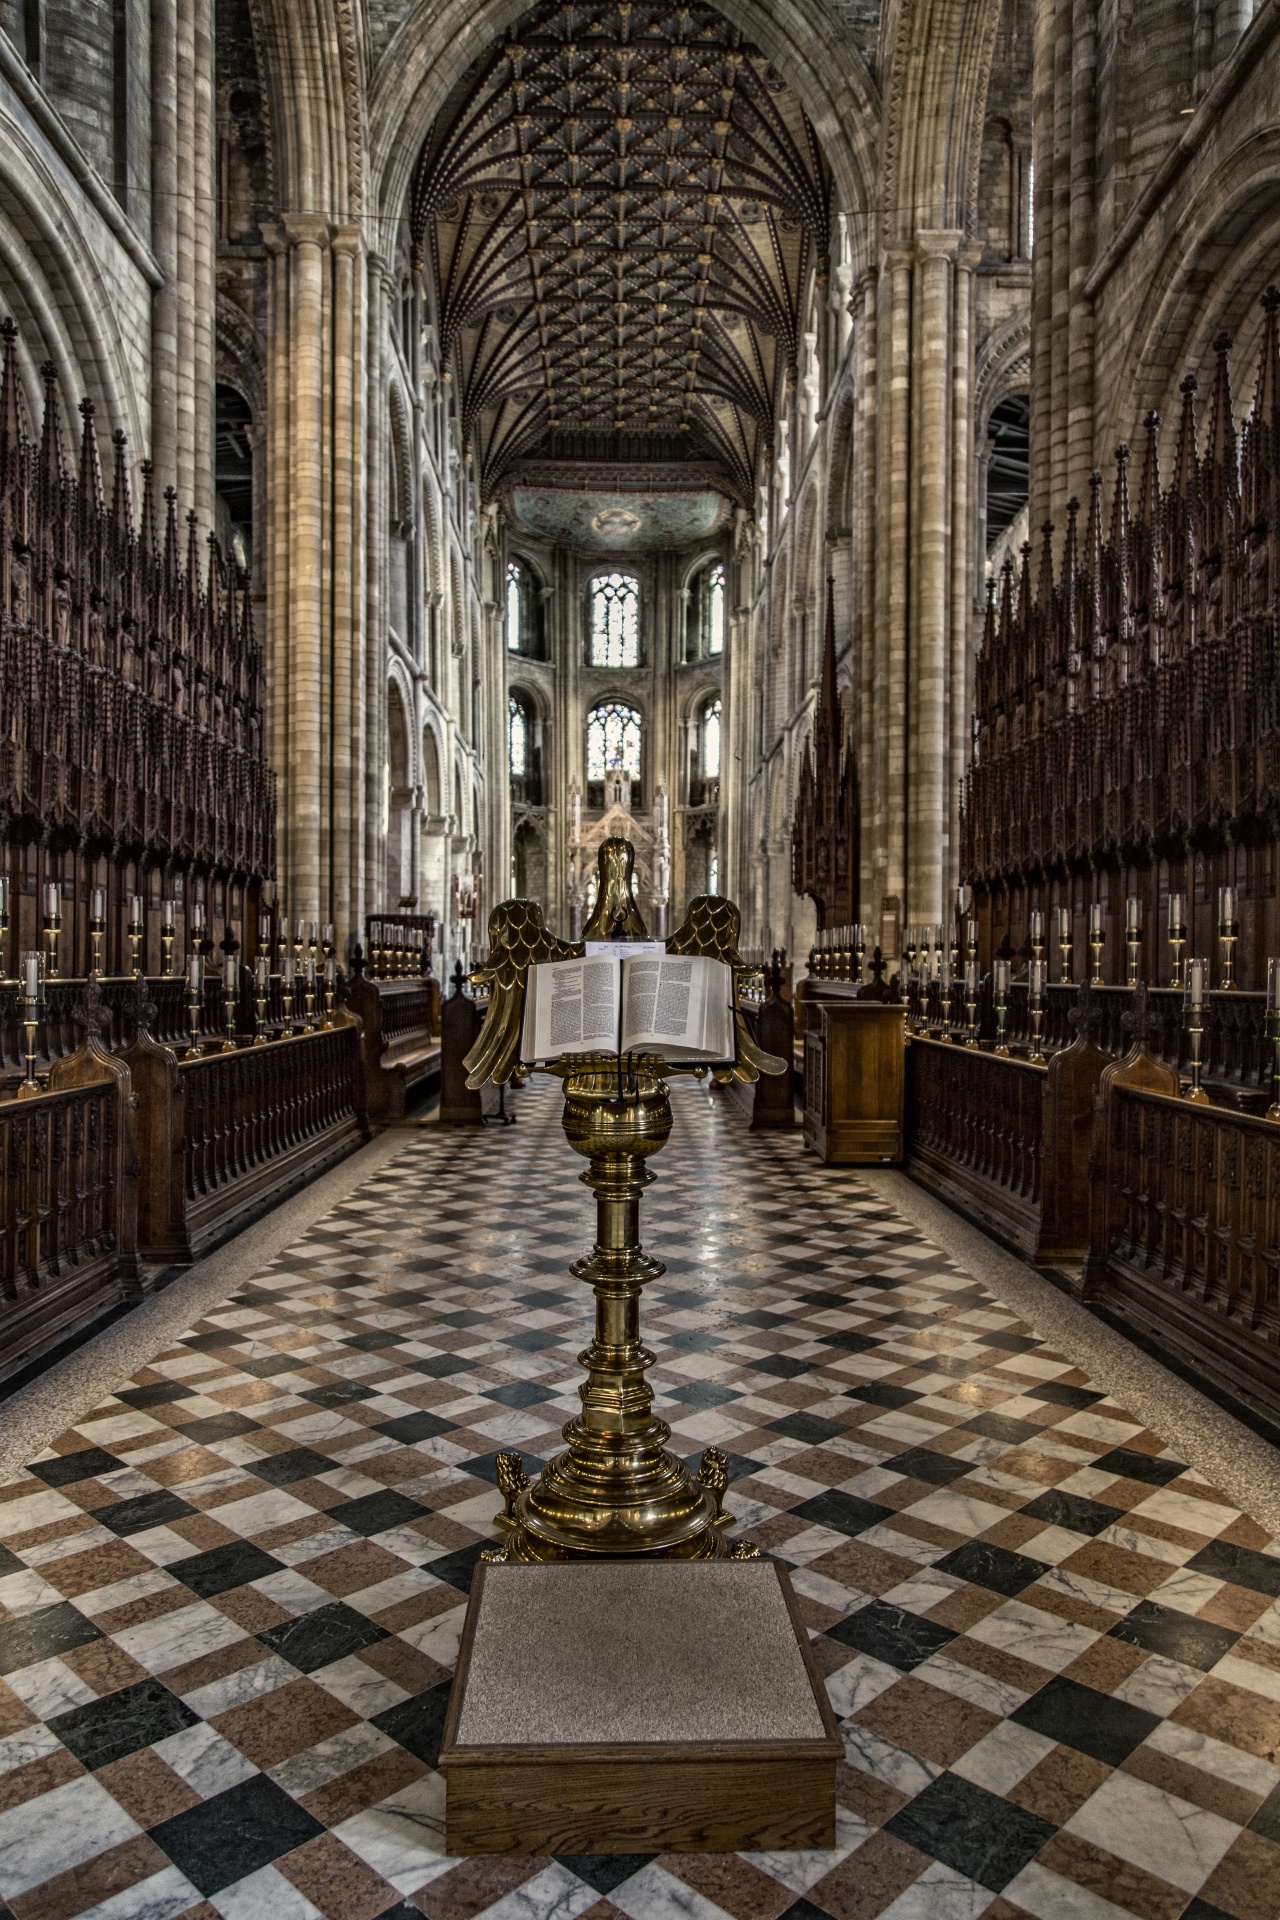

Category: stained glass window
[701, 698, 722, 779]
[509, 695, 528, 777]
[707, 565, 725, 655]
[589, 572, 640, 666]
[586, 701, 642, 782]
[506, 562, 522, 652]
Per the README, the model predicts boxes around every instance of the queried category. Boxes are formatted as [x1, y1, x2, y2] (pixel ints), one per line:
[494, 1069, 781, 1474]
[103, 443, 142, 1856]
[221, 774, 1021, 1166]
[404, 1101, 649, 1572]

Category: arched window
[506, 558, 544, 657]
[690, 695, 722, 806]
[586, 699, 642, 807]
[685, 560, 726, 659]
[707, 564, 725, 655]
[589, 572, 640, 666]
[701, 697, 722, 779]
[509, 695, 527, 777]
[506, 562, 522, 653]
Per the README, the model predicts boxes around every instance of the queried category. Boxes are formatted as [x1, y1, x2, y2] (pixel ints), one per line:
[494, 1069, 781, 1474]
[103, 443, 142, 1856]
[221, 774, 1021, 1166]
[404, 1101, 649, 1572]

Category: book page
[620, 955, 734, 1059]
[521, 956, 620, 1059]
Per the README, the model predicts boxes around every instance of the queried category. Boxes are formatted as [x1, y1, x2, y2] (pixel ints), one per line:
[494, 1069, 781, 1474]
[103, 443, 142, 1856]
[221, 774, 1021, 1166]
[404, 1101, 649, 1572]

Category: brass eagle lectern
[463, 837, 786, 1562]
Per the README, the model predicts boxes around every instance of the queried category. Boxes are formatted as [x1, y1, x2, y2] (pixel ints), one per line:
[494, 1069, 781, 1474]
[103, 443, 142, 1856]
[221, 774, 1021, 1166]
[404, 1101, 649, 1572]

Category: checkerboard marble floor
[2, 1080, 1279, 1920]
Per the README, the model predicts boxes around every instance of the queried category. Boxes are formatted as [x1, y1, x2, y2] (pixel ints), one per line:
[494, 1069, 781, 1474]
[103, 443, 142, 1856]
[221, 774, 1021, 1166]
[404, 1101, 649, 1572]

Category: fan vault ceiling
[411, 0, 831, 508]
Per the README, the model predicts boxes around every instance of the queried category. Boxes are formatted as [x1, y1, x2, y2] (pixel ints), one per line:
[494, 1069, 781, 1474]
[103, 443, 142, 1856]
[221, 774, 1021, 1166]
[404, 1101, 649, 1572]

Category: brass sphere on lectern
[562, 1071, 672, 1164]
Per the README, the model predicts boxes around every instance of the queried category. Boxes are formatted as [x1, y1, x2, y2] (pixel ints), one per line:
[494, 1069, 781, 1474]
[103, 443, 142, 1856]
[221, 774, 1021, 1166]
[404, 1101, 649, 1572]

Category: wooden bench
[345, 972, 442, 1124]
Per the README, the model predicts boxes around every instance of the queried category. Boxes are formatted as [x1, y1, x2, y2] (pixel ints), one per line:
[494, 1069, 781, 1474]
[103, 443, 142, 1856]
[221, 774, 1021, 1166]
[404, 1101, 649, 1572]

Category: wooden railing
[345, 974, 440, 1123]
[907, 1040, 1046, 1256]
[1086, 1083, 1280, 1427]
[0, 1079, 137, 1376]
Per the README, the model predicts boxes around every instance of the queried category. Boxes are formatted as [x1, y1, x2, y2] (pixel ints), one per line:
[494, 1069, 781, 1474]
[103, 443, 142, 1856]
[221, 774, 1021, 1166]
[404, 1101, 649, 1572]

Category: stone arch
[247, 0, 362, 216]
[879, 0, 1007, 241]
[826, 384, 857, 540]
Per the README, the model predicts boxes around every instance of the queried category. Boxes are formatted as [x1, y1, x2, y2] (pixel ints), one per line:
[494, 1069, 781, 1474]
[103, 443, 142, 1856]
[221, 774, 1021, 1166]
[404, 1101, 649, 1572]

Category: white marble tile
[965, 1597, 1099, 1671]
[311, 1652, 410, 1717]
[911, 1653, 1029, 1717]
[1001, 1861, 1136, 1919]
[210, 1864, 323, 1920]
[788, 1566, 870, 1614]
[878, 1859, 992, 1920]
[774, 1524, 851, 1565]
[76, 1865, 203, 1920]
[1112, 1653, 1204, 1716]
[841, 1722, 942, 1797]
[0, 1771, 140, 1898]
[344, 1567, 443, 1617]
[740, 1808, 871, 1894]
[1144, 1568, 1226, 1617]
[1064, 1767, 1239, 1891]
[152, 1721, 260, 1796]
[951, 1719, 1056, 1794]
[824, 1651, 900, 1717]
[1093, 1524, 1195, 1568]
[0, 1566, 66, 1615]
[113, 1599, 248, 1674]
[122, 1526, 216, 1568]
[267, 1722, 397, 1798]
[1143, 1717, 1280, 1794]
[1209, 1650, 1280, 1702]
[1130, 1488, 1238, 1539]
[610, 1864, 729, 1920]
[6, 1654, 100, 1718]
[901, 1489, 1014, 1536]
[397, 1602, 466, 1666]
[0, 1720, 66, 1775]
[250, 1568, 335, 1616]
[880, 1568, 967, 1614]
[332, 1772, 453, 1894]
[1036, 1563, 1137, 1618]
[0, 1488, 79, 1538]
[202, 1488, 319, 1535]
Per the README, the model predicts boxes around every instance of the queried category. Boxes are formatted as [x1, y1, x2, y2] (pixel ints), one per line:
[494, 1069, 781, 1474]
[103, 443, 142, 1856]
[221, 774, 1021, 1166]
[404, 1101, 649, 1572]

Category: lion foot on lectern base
[494, 1450, 529, 1532]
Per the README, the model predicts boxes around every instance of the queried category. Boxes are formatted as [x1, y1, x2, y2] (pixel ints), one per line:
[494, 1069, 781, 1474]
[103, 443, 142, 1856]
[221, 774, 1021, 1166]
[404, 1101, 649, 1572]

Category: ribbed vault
[411, 0, 831, 502]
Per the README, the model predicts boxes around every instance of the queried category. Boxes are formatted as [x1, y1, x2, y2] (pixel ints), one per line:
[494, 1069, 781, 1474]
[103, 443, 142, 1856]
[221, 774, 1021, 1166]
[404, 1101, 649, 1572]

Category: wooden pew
[345, 962, 442, 1124]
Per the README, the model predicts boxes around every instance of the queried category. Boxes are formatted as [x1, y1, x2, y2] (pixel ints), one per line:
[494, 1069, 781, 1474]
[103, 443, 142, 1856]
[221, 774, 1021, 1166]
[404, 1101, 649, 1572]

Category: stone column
[1068, 0, 1098, 501]
[910, 230, 962, 927]
[191, 0, 214, 526]
[875, 250, 912, 925]
[149, 0, 178, 491]
[948, 242, 982, 907]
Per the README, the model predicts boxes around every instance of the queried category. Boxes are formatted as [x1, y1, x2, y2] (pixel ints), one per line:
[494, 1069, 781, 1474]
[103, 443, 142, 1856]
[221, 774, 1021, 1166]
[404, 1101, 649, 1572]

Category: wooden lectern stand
[801, 986, 906, 1162]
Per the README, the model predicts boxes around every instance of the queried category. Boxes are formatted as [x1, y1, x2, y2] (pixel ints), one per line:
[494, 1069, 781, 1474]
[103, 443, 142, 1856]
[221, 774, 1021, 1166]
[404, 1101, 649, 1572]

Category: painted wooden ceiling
[412, 1, 830, 505]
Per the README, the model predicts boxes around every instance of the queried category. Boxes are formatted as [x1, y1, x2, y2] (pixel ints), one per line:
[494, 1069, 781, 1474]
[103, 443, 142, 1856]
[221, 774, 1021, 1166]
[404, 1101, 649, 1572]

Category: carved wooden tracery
[412, 0, 830, 502]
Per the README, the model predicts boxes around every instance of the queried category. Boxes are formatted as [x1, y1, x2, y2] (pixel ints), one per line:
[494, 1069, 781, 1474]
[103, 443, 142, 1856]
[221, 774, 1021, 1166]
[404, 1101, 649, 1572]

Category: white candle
[1219, 886, 1236, 925]
[0, 877, 9, 923]
[189, 954, 202, 991]
[1269, 957, 1280, 1014]
[90, 886, 106, 922]
[1030, 910, 1045, 946]
[1168, 892, 1185, 933]
[995, 958, 1010, 994]
[1126, 896, 1140, 931]
[162, 900, 175, 930]
[24, 952, 39, 998]
[127, 893, 143, 930]
[1090, 902, 1104, 936]
[1188, 957, 1205, 1007]
[957, 885, 972, 916]
[43, 881, 58, 918]
[224, 957, 238, 991]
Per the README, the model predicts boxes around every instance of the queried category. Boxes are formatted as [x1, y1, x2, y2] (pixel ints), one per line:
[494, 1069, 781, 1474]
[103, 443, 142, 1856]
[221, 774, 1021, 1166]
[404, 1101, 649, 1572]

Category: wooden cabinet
[802, 989, 906, 1163]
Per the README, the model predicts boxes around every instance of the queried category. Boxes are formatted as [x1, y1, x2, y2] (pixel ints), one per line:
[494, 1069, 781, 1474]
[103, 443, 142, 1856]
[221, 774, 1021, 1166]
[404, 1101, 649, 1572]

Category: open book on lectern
[520, 950, 736, 1064]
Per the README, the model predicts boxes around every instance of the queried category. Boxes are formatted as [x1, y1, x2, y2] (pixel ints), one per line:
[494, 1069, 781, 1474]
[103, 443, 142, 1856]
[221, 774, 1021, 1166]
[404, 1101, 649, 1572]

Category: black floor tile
[1025, 1382, 1106, 1409]
[819, 1330, 880, 1354]
[168, 1542, 285, 1599]
[1185, 1540, 1280, 1598]
[827, 1599, 957, 1670]
[849, 1382, 921, 1409]
[663, 1331, 723, 1353]
[26, 1448, 122, 1486]
[327, 1489, 426, 1536]
[960, 1412, 1045, 1445]
[792, 1490, 896, 1536]
[300, 1383, 377, 1407]
[1109, 1600, 1240, 1671]
[409, 1355, 476, 1378]
[885, 1771, 1056, 1892]
[768, 1412, 845, 1445]
[236, 1355, 307, 1379]
[799, 1291, 854, 1310]
[97, 1489, 197, 1537]
[982, 1332, 1041, 1353]
[881, 1448, 971, 1486]
[774, 1901, 838, 1920]
[1248, 1779, 1280, 1843]
[1092, 1447, 1188, 1486]
[258, 1601, 388, 1673]
[1019, 1489, 1127, 1538]
[150, 1773, 325, 1894]
[183, 1329, 250, 1352]
[175, 1412, 261, 1443]
[248, 1446, 337, 1485]
[554, 1857, 655, 1894]
[344, 1330, 406, 1351]
[49, 1678, 198, 1769]
[738, 1310, 792, 1329]
[0, 1546, 24, 1578]
[1179, 1900, 1236, 1920]
[507, 1330, 564, 1351]
[426, 1540, 491, 1596]
[375, 1411, 454, 1445]
[371, 1680, 453, 1766]
[750, 1354, 811, 1380]
[114, 1383, 197, 1410]
[935, 1542, 1052, 1597]
[1011, 1674, 1160, 1765]
[0, 1601, 101, 1676]
[486, 1380, 556, 1409]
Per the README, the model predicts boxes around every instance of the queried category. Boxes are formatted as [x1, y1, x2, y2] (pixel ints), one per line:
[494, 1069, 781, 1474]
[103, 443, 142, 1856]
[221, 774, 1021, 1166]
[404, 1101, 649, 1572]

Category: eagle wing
[464, 900, 582, 1089]
[666, 896, 788, 1083]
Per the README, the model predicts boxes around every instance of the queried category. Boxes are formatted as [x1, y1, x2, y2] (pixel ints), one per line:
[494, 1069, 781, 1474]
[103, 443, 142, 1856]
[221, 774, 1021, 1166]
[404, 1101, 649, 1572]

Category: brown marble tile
[1120, 1742, 1262, 1825]
[806, 1540, 922, 1595]
[1034, 1831, 1184, 1920]
[253, 1513, 343, 1551]
[98, 1748, 202, 1827]
[1199, 1583, 1274, 1633]
[298, 1745, 428, 1827]
[1055, 1539, 1171, 1598]
[1219, 1513, 1274, 1552]
[9, 1835, 169, 1920]
[161, 1632, 269, 1698]
[853, 1675, 1001, 1766]
[0, 1677, 39, 1735]
[372, 1583, 467, 1634]
[1235, 1634, 1280, 1678]
[412, 1856, 544, 1920]
[7, 1515, 99, 1555]
[1193, 1827, 1280, 1920]
[925, 1583, 1005, 1633]
[0, 1748, 84, 1812]
[661, 1854, 796, 1920]
[277, 1833, 400, 1920]
[142, 1447, 246, 1488]
[973, 1512, 1049, 1551]
[978, 1900, 1038, 1919]
[834, 1759, 909, 1826]
[210, 1585, 294, 1632]
[1172, 1676, 1280, 1761]
[1020, 1582, 1122, 1634]
[165, 1513, 240, 1552]
[1059, 1633, 1150, 1693]
[296, 1543, 413, 1598]
[1126, 1512, 1214, 1553]
[809, 1828, 927, 1920]
[995, 1449, 1080, 1488]
[61, 1638, 151, 1696]
[1009, 1745, 1111, 1825]
[947, 1633, 1052, 1697]
[356, 1637, 448, 1695]
[40, 1540, 158, 1600]
[92, 1584, 198, 1636]
[212, 1675, 361, 1768]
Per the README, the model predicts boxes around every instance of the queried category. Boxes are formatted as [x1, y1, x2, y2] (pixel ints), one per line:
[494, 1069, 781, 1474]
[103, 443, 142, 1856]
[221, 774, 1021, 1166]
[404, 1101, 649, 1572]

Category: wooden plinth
[439, 1559, 840, 1854]
[802, 989, 906, 1163]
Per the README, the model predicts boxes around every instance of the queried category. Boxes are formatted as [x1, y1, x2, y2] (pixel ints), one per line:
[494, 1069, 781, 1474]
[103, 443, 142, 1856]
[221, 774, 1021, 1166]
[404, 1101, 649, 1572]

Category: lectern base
[439, 1559, 841, 1854]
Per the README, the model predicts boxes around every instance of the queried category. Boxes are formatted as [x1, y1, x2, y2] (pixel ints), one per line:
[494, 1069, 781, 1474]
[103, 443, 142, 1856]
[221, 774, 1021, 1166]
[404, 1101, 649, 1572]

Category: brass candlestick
[161, 902, 176, 978]
[964, 958, 980, 1047]
[89, 886, 105, 980]
[322, 956, 337, 1027]
[1218, 886, 1238, 990]
[16, 954, 42, 1099]
[1268, 959, 1280, 1123]
[1054, 905, 1072, 984]
[1089, 904, 1105, 986]
[1029, 958, 1046, 1064]
[222, 960, 239, 1051]
[1168, 892, 1187, 989]
[1125, 897, 1141, 987]
[185, 956, 204, 1057]
[994, 958, 1011, 1056]
[0, 876, 9, 981]
[468, 837, 777, 1563]
[1184, 958, 1209, 1104]
[127, 894, 144, 977]
[253, 957, 269, 1045]
[303, 956, 317, 1032]
[854, 924, 866, 985]
[42, 881, 60, 979]
[281, 957, 296, 1035]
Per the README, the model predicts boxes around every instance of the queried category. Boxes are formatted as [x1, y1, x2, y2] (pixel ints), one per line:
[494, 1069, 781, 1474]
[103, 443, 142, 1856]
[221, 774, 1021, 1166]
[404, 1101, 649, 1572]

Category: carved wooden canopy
[412, 0, 830, 504]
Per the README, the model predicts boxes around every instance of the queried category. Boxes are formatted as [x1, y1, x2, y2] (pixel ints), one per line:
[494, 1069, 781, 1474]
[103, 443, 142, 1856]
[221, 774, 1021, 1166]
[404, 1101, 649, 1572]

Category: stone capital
[330, 223, 364, 259]
[278, 213, 332, 251]
[915, 227, 964, 262]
